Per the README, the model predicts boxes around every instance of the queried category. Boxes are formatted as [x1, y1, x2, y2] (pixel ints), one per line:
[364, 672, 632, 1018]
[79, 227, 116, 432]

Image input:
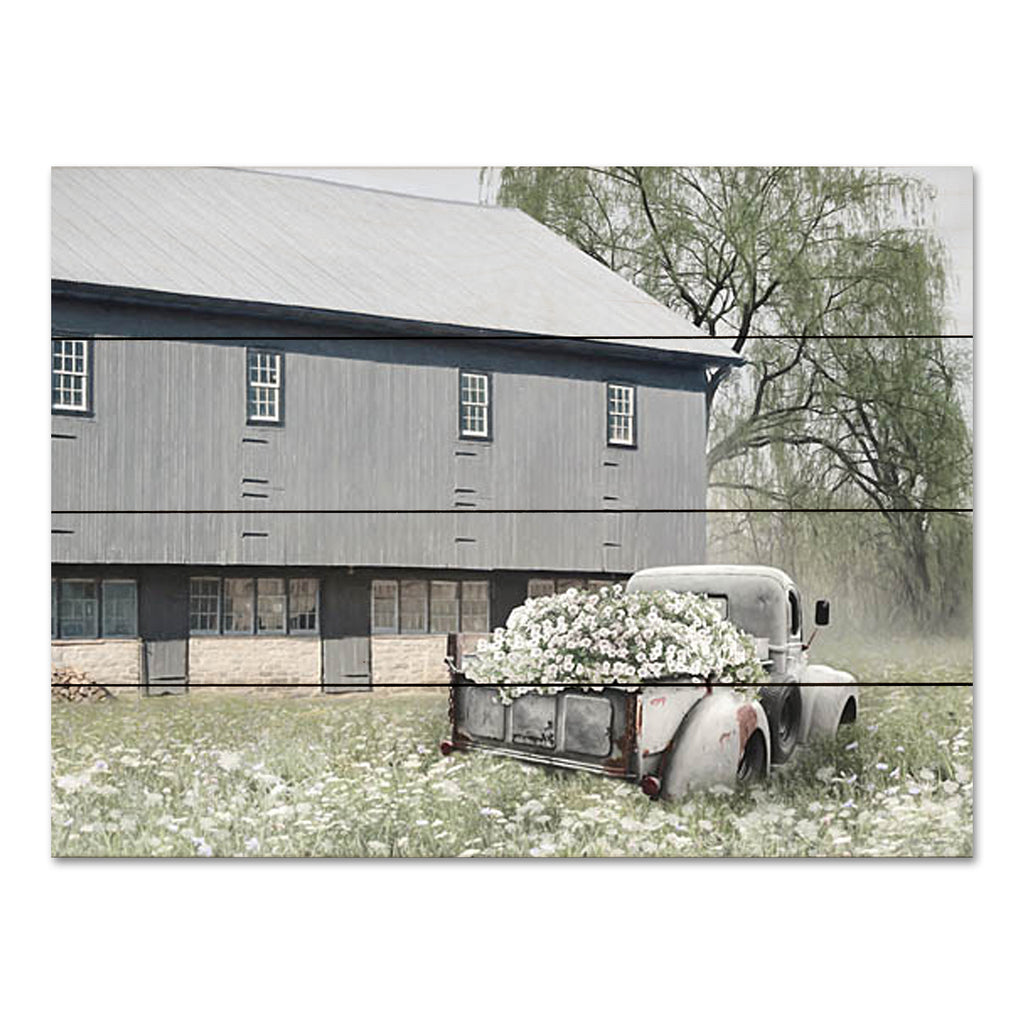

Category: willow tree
[492, 167, 972, 627]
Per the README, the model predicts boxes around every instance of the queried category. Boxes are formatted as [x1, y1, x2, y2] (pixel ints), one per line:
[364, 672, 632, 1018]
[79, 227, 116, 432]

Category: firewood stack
[51, 667, 115, 702]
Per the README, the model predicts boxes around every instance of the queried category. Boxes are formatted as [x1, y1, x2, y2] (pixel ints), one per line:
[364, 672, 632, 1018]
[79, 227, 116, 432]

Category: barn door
[144, 639, 188, 696]
[322, 636, 371, 693]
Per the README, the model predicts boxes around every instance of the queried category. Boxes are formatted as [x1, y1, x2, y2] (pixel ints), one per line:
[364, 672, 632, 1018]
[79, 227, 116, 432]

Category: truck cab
[627, 565, 858, 765]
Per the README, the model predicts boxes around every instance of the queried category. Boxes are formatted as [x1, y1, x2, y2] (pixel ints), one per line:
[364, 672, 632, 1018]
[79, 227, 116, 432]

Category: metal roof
[51, 167, 739, 364]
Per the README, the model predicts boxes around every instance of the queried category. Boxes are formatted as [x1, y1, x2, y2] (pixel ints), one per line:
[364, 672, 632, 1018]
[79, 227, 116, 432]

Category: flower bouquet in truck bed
[465, 584, 765, 703]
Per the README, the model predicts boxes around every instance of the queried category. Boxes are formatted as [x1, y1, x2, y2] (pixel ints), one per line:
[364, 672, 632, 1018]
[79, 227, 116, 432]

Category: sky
[267, 166, 973, 337]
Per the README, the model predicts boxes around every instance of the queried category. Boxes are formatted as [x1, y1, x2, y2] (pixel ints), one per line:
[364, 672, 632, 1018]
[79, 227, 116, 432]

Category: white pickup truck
[442, 565, 859, 799]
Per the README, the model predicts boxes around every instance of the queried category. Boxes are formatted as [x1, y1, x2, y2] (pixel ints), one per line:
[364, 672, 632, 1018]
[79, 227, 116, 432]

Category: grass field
[51, 637, 972, 857]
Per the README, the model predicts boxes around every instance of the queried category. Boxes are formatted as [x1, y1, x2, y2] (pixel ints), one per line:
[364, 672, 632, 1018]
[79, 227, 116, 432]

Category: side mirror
[814, 600, 831, 627]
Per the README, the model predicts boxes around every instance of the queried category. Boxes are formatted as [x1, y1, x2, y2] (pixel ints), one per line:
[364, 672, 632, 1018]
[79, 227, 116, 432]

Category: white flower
[244, 837, 259, 853]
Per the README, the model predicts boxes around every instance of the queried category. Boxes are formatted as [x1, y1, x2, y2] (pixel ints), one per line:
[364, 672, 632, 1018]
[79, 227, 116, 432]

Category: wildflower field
[51, 637, 972, 858]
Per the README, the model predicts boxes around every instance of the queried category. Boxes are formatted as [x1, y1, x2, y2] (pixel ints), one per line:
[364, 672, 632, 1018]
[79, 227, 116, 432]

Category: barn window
[459, 370, 491, 439]
[58, 580, 99, 638]
[460, 581, 490, 633]
[400, 580, 429, 633]
[190, 576, 319, 635]
[247, 349, 283, 424]
[529, 578, 614, 600]
[371, 580, 399, 634]
[189, 578, 221, 633]
[288, 579, 319, 633]
[52, 578, 138, 639]
[555, 578, 585, 594]
[257, 578, 287, 634]
[223, 578, 255, 633]
[372, 579, 490, 634]
[429, 581, 460, 634]
[51, 339, 90, 413]
[607, 383, 636, 446]
[101, 581, 138, 637]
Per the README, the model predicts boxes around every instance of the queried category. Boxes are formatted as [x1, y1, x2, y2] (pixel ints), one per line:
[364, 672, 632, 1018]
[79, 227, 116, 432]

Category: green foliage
[494, 167, 972, 628]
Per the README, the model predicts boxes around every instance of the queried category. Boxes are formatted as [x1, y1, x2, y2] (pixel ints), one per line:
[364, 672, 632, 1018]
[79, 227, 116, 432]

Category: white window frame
[256, 578, 288, 635]
[459, 370, 491, 439]
[189, 575, 320, 635]
[189, 577, 222, 635]
[247, 349, 283, 424]
[51, 339, 90, 413]
[288, 578, 320, 635]
[607, 382, 636, 447]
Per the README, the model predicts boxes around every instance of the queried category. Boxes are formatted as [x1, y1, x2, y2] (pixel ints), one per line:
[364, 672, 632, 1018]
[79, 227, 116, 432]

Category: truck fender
[660, 691, 771, 799]
[797, 665, 859, 744]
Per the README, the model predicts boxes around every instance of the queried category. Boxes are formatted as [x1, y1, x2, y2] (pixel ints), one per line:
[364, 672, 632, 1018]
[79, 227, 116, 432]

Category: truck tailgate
[450, 683, 639, 778]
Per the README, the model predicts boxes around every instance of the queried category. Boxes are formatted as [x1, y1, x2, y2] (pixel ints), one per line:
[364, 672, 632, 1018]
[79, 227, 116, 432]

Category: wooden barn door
[322, 636, 371, 693]
[144, 639, 188, 695]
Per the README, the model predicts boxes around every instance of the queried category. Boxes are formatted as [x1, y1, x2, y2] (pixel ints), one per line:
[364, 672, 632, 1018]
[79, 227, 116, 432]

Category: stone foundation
[188, 636, 321, 695]
[51, 639, 143, 700]
[50, 634, 493, 698]
[370, 633, 488, 689]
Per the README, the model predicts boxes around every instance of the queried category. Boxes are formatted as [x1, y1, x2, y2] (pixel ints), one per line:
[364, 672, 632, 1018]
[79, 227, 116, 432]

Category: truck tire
[760, 684, 802, 765]
[736, 730, 767, 783]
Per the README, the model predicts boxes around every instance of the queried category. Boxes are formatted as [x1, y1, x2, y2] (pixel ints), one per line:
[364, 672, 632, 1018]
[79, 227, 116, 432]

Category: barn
[50, 167, 741, 694]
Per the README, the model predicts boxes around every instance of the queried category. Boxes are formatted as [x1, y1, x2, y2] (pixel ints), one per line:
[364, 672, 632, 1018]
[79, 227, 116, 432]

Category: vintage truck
[442, 565, 859, 799]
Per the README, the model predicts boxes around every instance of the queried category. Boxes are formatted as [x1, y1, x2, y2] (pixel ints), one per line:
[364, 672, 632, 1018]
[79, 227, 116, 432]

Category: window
[372, 580, 399, 634]
[257, 578, 287, 634]
[247, 349, 282, 423]
[52, 339, 89, 412]
[788, 590, 802, 638]
[58, 580, 98, 638]
[530, 578, 611, 599]
[607, 383, 636, 446]
[101, 581, 138, 637]
[459, 370, 490, 439]
[372, 579, 490, 634]
[460, 581, 490, 633]
[429, 581, 459, 634]
[52, 578, 138, 639]
[189, 578, 221, 634]
[189, 576, 319, 635]
[400, 580, 428, 633]
[288, 579, 319, 633]
[223, 578, 255, 633]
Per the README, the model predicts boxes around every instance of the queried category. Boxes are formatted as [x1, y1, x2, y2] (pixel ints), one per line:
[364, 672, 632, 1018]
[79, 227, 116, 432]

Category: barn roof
[51, 167, 739, 365]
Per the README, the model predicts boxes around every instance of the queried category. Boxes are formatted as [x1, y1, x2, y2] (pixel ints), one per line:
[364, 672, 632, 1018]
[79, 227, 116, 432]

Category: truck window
[788, 590, 801, 638]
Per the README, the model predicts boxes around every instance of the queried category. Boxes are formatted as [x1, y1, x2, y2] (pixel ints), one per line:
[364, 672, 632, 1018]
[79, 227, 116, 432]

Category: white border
[11, 3, 1019, 1021]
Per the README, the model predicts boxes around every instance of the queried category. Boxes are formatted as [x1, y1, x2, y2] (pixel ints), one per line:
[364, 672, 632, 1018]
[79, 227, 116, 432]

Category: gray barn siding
[51, 336, 707, 516]
[50, 511, 706, 573]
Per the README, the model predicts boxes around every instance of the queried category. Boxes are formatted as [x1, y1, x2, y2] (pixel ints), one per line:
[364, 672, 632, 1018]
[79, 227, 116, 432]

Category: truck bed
[448, 677, 641, 778]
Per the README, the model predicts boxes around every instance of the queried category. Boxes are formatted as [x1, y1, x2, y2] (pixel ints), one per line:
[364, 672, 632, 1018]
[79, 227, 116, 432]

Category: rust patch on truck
[737, 704, 757, 748]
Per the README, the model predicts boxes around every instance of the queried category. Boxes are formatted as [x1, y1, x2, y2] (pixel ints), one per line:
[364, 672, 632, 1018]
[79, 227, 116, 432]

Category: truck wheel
[760, 684, 801, 765]
[736, 731, 767, 784]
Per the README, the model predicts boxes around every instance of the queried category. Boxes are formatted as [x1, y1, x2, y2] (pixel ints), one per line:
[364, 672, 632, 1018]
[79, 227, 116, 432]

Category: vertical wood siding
[51, 333, 709, 570]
